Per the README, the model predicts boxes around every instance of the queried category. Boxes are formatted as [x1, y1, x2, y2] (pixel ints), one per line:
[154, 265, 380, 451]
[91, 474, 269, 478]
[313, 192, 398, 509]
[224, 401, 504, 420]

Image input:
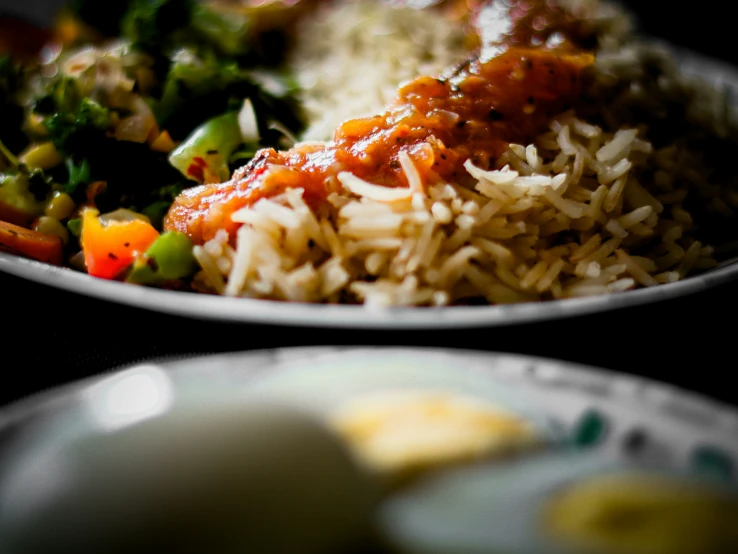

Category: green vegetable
[121, 0, 194, 54]
[43, 96, 111, 154]
[168, 111, 245, 182]
[0, 138, 53, 218]
[0, 172, 46, 218]
[189, 3, 251, 57]
[141, 200, 172, 229]
[154, 47, 249, 125]
[126, 230, 196, 284]
[64, 157, 91, 195]
[152, 46, 304, 142]
[67, 218, 82, 238]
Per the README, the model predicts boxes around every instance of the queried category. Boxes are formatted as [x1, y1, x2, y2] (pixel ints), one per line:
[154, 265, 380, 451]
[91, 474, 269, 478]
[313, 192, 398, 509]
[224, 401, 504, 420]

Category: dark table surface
[5, 266, 736, 408]
[3, 0, 738, 411]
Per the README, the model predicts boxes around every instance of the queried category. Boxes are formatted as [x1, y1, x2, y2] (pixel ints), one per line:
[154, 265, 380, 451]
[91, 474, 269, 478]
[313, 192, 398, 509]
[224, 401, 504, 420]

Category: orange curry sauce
[164, 0, 596, 245]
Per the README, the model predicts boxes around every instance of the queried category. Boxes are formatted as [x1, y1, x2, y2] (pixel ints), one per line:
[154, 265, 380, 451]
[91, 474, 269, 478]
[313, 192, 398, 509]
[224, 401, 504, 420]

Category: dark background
[1, 0, 737, 410]
[2, 0, 733, 65]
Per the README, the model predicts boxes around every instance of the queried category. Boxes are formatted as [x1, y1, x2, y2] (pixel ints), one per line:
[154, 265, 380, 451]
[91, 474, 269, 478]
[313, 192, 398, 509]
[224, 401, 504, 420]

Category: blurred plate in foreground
[0, 347, 737, 554]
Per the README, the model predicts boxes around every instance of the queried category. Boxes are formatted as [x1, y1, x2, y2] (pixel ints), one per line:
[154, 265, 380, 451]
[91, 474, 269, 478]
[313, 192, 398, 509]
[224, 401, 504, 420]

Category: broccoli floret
[44, 97, 111, 154]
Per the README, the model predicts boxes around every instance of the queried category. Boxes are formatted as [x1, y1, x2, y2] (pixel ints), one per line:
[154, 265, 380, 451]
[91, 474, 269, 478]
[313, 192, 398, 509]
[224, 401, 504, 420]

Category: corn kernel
[150, 130, 176, 153]
[45, 191, 76, 221]
[34, 216, 70, 244]
[19, 142, 63, 170]
[23, 113, 49, 137]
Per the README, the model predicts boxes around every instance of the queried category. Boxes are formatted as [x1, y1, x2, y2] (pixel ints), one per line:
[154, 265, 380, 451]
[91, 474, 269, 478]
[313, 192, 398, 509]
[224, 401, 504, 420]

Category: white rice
[192, 111, 719, 305]
[287, 0, 470, 142]
[188, 0, 737, 307]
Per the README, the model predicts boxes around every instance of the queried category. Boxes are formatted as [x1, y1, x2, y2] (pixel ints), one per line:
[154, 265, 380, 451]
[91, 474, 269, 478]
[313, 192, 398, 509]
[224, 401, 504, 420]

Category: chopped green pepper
[126, 230, 197, 284]
[67, 217, 82, 238]
[168, 111, 245, 182]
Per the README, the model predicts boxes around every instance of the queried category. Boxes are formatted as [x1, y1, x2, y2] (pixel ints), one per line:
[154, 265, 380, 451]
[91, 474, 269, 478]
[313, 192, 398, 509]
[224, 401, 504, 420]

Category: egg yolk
[329, 389, 541, 485]
[544, 473, 738, 554]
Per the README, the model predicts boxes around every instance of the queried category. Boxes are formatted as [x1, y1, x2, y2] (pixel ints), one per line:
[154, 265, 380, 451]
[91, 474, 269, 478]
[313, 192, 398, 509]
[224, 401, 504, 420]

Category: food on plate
[241, 352, 556, 484]
[1, 0, 738, 307]
[0, 0, 306, 281]
[329, 389, 541, 486]
[379, 452, 738, 554]
[0, 400, 379, 554]
[2, 350, 737, 554]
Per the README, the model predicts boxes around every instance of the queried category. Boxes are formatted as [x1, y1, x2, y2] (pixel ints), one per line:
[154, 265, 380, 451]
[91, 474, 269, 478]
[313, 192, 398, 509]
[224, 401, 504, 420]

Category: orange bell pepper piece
[81, 209, 160, 279]
[0, 220, 63, 265]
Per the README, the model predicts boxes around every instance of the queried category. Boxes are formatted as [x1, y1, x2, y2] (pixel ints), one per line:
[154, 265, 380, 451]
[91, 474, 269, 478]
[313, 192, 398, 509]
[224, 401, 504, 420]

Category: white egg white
[378, 451, 738, 554]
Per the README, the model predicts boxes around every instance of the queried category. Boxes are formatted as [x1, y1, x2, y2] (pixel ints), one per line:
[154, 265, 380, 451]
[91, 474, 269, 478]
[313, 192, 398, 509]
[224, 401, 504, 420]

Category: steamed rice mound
[190, 1, 738, 307]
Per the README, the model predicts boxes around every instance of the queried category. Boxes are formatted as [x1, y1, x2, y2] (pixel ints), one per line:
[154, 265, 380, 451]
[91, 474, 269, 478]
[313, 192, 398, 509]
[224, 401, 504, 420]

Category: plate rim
[2, 251, 737, 328]
[2, 346, 737, 434]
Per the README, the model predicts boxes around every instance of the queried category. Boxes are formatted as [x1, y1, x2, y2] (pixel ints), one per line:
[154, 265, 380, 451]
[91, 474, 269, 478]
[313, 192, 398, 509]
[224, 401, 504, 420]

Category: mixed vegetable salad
[0, 0, 307, 286]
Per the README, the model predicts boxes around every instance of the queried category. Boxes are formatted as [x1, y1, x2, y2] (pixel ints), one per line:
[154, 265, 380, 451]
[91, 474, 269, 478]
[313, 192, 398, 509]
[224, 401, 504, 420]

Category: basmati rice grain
[552, 151, 570, 173]
[418, 231, 445, 269]
[510, 144, 527, 159]
[519, 260, 548, 290]
[431, 201, 453, 224]
[609, 277, 636, 292]
[543, 188, 586, 219]
[320, 218, 347, 258]
[672, 205, 694, 226]
[319, 260, 351, 297]
[581, 237, 622, 264]
[605, 219, 628, 239]
[365, 251, 388, 275]
[615, 249, 659, 286]
[596, 128, 638, 162]
[398, 151, 424, 195]
[599, 159, 632, 186]
[438, 246, 480, 287]
[603, 176, 628, 212]
[216, 256, 232, 275]
[618, 205, 653, 228]
[677, 241, 702, 277]
[339, 172, 413, 202]
[557, 125, 577, 155]
[536, 259, 566, 293]
[253, 198, 303, 229]
[657, 244, 686, 271]
[194, 246, 226, 295]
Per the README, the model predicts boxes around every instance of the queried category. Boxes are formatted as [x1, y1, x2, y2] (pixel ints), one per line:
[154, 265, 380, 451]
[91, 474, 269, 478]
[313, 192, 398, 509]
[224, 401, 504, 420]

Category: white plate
[3, 29, 738, 328]
[1, 347, 737, 466]
[3, 250, 738, 328]
[2, 347, 736, 554]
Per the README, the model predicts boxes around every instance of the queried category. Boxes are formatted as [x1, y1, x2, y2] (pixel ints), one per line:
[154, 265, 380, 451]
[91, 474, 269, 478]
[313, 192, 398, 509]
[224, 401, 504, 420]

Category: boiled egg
[379, 451, 738, 554]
